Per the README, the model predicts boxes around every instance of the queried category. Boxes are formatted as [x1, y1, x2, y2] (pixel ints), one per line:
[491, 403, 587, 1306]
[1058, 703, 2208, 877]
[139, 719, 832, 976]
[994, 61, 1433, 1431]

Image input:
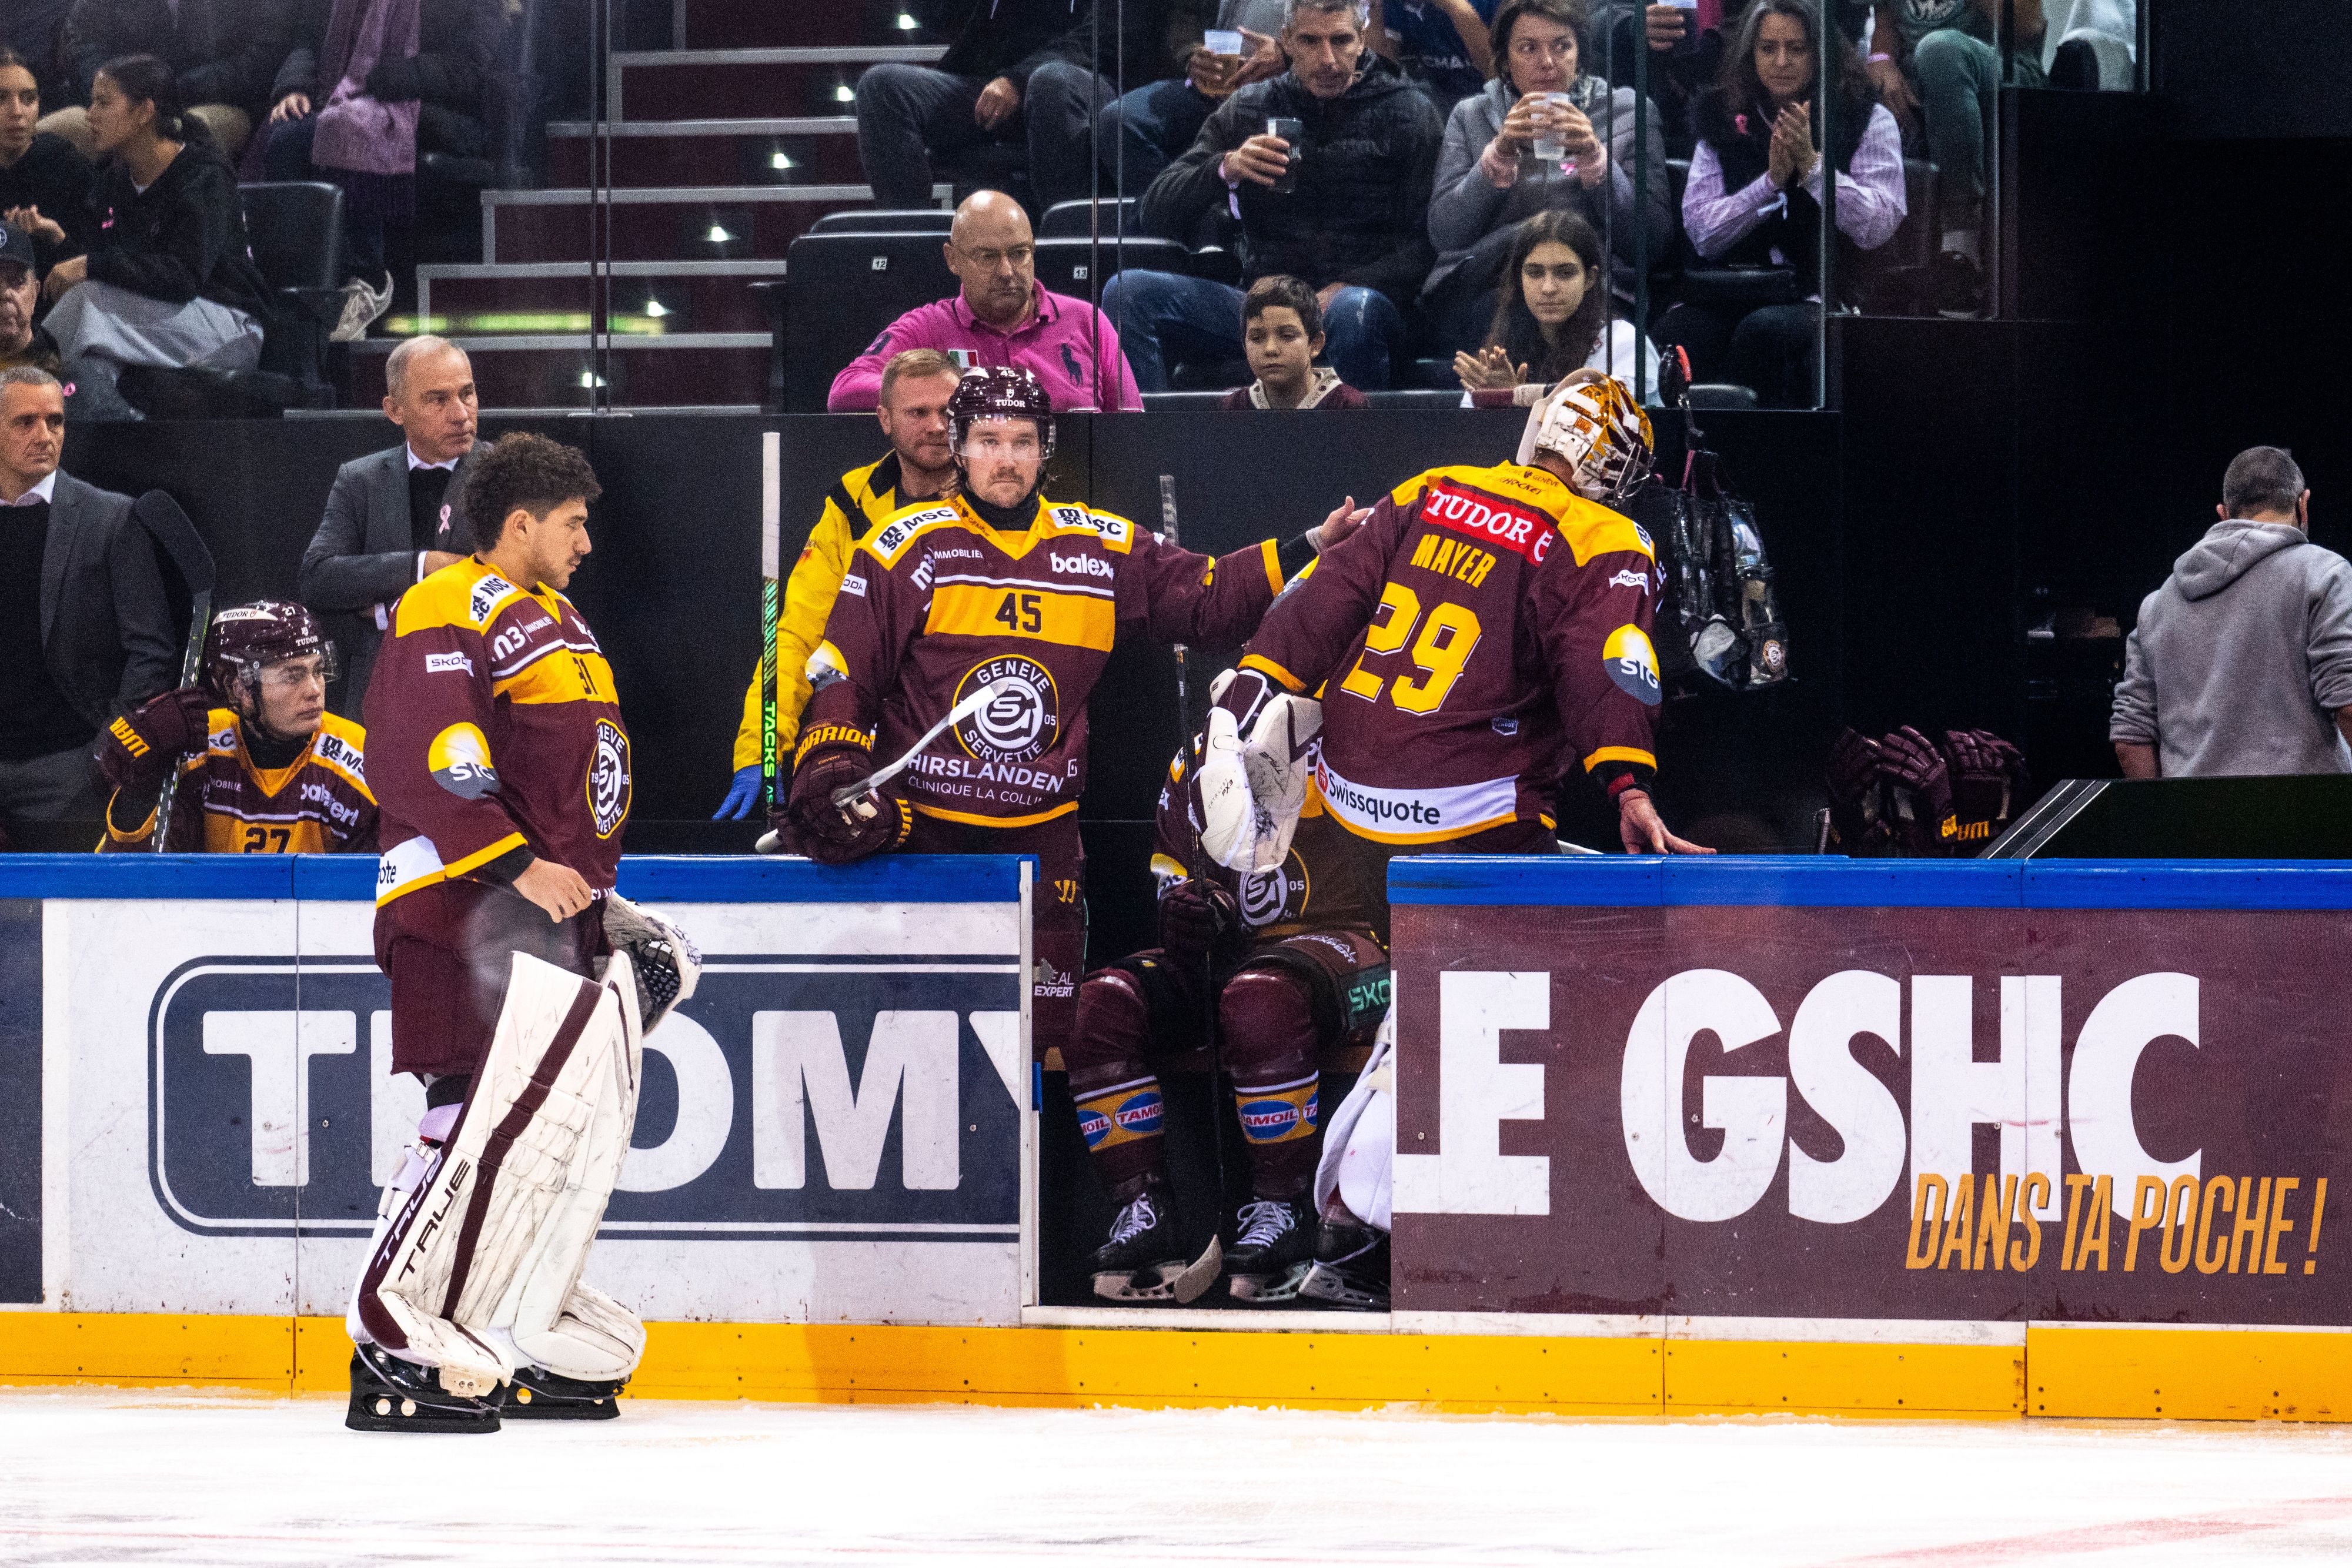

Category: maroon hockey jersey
[1230, 461, 1661, 844]
[799, 492, 1304, 828]
[365, 556, 630, 904]
[100, 709, 377, 853]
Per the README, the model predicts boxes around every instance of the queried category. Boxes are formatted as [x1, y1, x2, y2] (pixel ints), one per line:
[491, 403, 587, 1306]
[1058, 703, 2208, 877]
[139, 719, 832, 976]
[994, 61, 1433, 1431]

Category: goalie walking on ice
[343, 433, 701, 1434]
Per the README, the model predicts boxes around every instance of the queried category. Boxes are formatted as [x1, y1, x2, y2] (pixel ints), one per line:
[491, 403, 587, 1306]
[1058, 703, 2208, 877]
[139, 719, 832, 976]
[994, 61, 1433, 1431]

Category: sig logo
[426, 722, 499, 799]
[1601, 624, 1661, 706]
[587, 718, 632, 839]
[954, 655, 1058, 765]
[151, 952, 1027, 1240]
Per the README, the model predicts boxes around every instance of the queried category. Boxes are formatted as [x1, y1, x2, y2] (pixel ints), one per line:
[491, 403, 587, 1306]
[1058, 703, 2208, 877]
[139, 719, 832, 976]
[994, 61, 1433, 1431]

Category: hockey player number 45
[1338, 582, 1483, 715]
[994, 592, 1044, 634]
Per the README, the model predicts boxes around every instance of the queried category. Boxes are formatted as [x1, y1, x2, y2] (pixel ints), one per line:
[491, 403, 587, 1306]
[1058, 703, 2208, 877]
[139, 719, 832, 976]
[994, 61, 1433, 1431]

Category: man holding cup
[1095, 2, 1289, 196]
[1111, 0, 1443, 392]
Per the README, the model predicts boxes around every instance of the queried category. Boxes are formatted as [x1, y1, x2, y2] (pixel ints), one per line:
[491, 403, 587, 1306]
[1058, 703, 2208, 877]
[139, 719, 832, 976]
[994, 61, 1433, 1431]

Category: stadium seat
[1038, 197, 1142, 239]
[777, 230, 958, 411]
[808, 209, 955, 235]
[1858, 158, 1942, 315]
[1030, 236, 1191, 300]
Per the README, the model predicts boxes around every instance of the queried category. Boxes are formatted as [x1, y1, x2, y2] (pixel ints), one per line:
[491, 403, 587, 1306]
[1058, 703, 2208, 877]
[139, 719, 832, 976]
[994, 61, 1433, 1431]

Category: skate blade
[345, 1393, 502, 1434]
[1228, 1261, 1313, 1303]
[1297, 1262, 1388, 1312]
[502, 1388, 623, 1421]
[1092, 1237, 1222, 1305]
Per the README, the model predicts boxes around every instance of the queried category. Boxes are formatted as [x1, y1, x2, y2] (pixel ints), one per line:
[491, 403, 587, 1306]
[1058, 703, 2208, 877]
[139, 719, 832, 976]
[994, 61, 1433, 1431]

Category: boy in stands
[1220, 276, 1369, 411]
[93, 599, 375, 852]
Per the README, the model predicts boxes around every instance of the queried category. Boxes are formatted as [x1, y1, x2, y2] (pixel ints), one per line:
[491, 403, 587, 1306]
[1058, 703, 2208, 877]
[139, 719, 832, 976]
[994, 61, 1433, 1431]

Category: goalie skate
[345, 1343, 501, 1435]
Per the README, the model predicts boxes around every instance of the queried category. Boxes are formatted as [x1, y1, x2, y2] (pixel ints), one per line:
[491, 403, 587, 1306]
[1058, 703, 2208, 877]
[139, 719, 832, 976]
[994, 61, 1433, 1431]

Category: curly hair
[462, 433, 603, 547]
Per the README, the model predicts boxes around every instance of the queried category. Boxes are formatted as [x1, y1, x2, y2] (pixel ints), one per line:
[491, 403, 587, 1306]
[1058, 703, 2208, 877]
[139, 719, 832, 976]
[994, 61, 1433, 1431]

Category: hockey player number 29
[1337, 581, 1483, 715]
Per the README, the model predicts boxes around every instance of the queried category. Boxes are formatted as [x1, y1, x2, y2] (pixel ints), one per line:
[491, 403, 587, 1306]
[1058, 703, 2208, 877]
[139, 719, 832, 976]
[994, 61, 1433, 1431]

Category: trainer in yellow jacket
[716, 348, 965, 818]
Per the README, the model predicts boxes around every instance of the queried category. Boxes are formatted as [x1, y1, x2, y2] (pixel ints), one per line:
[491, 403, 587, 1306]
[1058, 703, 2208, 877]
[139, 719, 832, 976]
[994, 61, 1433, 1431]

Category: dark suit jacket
[298, 441, 479, 716]
[41, 472, 177, 730]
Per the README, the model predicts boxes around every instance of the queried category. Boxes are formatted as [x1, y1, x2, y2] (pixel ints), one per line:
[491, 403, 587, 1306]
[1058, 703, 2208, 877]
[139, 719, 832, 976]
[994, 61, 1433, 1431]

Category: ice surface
[5, 1390, 2352, 1565]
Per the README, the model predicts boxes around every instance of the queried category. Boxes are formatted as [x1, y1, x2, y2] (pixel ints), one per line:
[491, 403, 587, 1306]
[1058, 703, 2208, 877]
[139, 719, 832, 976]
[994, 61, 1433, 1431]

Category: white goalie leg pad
[1314, 999, 1395, 1233]
[1197, 696, 1323, 872]
[346, 1101, 463, 1348]
[353, 951, 639, 1396]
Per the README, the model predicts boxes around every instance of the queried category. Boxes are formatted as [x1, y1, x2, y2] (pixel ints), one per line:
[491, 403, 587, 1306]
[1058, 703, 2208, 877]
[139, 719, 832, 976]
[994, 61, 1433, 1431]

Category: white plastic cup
[1204, 28, 1244, 55]
[1531, 91, 1576, 162]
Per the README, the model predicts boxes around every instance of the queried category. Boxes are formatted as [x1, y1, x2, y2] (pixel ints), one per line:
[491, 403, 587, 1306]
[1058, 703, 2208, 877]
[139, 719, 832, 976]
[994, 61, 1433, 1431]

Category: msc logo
[151, 954, 1026, 1240]
[1048, 552, 1114, 580]
[469, 573, 517, 624]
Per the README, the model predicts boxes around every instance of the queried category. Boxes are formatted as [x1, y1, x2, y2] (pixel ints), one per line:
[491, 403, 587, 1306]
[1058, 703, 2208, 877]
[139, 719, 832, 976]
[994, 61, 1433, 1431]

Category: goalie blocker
[347, 894, 699, 1433]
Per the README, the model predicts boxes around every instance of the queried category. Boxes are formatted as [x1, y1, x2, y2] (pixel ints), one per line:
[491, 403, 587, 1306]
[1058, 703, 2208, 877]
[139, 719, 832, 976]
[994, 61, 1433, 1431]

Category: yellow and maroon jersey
[1230, 461, 1661, 845]
[799, 491, 1310, 830]
[101, 710, 377, 853]
[365, 556, 629, 905]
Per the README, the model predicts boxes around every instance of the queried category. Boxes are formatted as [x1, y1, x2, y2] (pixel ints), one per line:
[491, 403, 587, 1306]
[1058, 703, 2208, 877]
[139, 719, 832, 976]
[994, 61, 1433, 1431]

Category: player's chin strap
[1197, 669, 1322, 874]
[353, 901, 699, 1398]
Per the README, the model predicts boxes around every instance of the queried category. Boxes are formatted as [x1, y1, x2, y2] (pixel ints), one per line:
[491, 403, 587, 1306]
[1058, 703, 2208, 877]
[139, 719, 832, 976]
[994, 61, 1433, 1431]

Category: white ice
[5, 1390, 2352, 1566]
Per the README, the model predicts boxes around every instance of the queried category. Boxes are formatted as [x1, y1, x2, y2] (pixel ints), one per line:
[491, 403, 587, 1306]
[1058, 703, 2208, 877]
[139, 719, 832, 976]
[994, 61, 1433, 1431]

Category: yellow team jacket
[731, 452, 938, 772]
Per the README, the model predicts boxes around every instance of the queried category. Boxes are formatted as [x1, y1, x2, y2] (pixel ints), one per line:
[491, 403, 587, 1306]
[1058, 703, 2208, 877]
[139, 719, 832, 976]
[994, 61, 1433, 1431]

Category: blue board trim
[0, 852, 1031, 904]
[1388, 855, 2352, 911]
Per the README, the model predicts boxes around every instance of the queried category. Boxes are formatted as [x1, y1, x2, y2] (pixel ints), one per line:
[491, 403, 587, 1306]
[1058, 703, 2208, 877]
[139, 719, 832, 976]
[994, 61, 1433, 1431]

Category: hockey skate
[1297, 1215, 1390, 1311]
[1225, 1196, 1315, 1303]
[505, 1364, 627, 1421]
[1090, 1183, 1221, 1304]
[344, 1343, 502, 1434]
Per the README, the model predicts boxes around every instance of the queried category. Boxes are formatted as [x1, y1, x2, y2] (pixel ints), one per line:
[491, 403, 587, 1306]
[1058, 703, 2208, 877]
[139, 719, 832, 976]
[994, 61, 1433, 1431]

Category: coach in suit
[298, 336, 480, 715]
[0, 365, 174, 831]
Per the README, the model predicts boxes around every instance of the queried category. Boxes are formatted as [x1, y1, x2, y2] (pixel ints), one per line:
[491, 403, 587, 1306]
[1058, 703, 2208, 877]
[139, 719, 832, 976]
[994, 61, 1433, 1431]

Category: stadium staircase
[356, 0, 944, 411]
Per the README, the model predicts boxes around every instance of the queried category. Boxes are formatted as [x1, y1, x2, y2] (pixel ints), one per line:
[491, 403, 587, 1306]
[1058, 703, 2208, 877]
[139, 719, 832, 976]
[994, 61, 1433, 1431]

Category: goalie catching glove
[1196, 670, 1322, 874]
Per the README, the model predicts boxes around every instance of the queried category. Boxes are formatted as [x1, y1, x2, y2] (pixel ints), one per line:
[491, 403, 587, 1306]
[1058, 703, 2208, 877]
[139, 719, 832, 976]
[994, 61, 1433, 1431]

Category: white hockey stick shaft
[829, 677, 1016, 806]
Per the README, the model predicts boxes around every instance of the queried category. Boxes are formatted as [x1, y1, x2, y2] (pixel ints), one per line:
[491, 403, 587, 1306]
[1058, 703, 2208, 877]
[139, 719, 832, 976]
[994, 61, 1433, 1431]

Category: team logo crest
[587, 718, 632, 838]
[1602, 624, 1662, 706]
[956, 656, 1058, 765]
[1238, 849, 1309, 928]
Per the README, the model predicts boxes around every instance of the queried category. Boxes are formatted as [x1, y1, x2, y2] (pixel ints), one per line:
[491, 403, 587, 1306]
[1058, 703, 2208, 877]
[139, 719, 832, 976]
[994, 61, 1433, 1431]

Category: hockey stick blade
[829, 677, 1017, 808]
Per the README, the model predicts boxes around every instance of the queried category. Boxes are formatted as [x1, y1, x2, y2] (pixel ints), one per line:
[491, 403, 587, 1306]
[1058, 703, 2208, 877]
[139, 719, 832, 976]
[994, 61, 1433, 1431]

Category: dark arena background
[11, 0, 2352, 1556]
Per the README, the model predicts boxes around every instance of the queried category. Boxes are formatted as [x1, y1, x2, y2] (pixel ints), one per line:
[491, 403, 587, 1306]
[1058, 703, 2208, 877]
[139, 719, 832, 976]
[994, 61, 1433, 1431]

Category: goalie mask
[1515, 375, 1655, 507]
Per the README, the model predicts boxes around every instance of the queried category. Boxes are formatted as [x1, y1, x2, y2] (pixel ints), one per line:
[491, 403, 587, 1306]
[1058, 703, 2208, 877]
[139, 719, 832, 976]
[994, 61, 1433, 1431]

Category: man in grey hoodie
[2110, 447, 2352, 778]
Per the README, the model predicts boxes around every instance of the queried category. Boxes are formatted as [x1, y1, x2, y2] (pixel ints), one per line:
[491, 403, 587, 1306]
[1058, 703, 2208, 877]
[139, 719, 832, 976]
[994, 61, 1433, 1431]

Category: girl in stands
[38, 52, 270, 420]
[1455, 208, 1657, 393]
[0, 46, 96, 275]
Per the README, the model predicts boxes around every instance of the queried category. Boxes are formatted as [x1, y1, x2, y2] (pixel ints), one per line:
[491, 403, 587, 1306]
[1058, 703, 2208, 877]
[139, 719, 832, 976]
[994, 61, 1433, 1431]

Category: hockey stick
[1160, 473, 1225, 1299]
[760, 431, 781, 814]
[134, 492, 215, 854]
[751, 678, 1018, 852]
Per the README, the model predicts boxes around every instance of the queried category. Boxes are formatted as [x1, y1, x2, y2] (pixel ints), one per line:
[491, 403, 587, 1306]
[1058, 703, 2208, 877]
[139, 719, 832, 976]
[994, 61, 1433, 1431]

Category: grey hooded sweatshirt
[2110, 519, 2352, 776]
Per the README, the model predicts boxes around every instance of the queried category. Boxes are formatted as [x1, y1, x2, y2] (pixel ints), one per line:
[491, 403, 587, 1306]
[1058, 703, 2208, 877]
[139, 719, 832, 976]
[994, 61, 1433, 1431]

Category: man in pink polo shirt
[827, 190, 1143, 414]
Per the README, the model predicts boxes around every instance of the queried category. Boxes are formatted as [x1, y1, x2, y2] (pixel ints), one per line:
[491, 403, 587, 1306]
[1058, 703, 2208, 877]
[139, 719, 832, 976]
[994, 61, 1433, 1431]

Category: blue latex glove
[713, 764, 764, 820]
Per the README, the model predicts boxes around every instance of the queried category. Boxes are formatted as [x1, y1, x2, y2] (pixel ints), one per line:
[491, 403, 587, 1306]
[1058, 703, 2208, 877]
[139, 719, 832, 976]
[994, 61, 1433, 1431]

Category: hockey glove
[1943, 729, 2030, 833]
[1879, 726, 1956, 856]
[1823, 727, 1886, 854]
[93, 687, 214, 792]
[778, 744, 911, 867]
[1158, 877, 1242, 959]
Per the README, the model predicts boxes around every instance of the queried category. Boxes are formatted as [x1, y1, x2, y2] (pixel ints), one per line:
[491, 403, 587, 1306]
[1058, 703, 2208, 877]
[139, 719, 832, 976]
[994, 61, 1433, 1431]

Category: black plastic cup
[1267, 116, 1305, 193]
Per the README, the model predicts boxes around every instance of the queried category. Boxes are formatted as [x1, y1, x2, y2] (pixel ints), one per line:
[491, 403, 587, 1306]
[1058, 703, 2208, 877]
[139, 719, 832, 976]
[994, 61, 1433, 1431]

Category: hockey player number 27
[1337, 581, 1483, 715]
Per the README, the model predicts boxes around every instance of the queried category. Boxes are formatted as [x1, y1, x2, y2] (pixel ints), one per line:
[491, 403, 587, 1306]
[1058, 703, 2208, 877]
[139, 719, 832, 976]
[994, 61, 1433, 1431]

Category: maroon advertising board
[1389, 901, 2352, 1323]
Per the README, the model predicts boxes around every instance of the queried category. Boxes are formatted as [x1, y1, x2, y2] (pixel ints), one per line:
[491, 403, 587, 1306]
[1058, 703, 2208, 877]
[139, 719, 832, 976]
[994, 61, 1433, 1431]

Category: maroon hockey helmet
[205, 600, 338, 702]
[948, 365, 1054, 460]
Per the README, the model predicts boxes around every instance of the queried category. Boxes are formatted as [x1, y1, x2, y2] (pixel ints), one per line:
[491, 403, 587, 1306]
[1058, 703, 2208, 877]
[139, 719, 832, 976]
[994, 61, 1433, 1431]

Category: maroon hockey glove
[93, 687, 213, 792]
[1878, 726, 1956, 856]
[1824, 727, 1886, 854]
[1157, 877, 1242, 958]
[1941, 729, 2027, 845]
[777, 744, 911, 867]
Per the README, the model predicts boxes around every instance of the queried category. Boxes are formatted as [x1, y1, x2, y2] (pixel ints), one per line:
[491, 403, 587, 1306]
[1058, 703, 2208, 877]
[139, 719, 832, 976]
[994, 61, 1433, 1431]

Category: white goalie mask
[1515, 373, 1656, 507]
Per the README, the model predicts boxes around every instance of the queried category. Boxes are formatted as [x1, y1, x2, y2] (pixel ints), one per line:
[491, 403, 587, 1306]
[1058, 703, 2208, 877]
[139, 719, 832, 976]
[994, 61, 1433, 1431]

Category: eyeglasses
[956, 243, 1035, 272]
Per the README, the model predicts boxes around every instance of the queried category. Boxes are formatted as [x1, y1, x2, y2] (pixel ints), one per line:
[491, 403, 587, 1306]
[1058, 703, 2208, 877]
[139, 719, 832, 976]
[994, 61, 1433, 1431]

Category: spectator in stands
[1221, 273, 1367, 407]
[1096, 1, 1285, 198]
[0, 365, 174, 834]
[1651, 0, 1900, 407]
[828, 189, 1142, 413]
[2112, 448, 2352, 781]
[716, 348, 968, 820]
[1368, 0, 1497, 114]
[259, 0, 506, 340]
[1863, 0, 2040, 315]
[854, 0, 1117, 213]
[0, 46, 96, 275]
[298, 334, 479, 717]
[1421, 0, 1669, 357]
[38, 55, 272, 422]
[1454, 209, 1654, 392]
[0, 225, 63, 374]
[1113, 0, 1443, 392]
[44, 0, 289, 159]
